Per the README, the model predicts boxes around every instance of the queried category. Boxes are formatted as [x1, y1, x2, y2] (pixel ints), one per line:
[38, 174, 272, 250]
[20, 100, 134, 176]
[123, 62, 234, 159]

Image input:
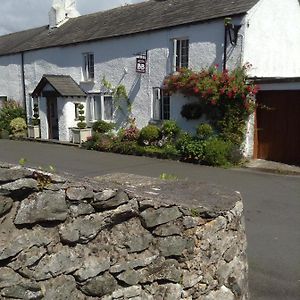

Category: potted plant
[28, 103, 41, 138]
[71, 103, 92, 144]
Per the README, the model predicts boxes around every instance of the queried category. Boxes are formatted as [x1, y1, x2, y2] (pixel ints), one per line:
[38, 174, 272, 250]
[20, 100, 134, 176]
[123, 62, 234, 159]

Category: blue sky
[0, 0, 144, 36]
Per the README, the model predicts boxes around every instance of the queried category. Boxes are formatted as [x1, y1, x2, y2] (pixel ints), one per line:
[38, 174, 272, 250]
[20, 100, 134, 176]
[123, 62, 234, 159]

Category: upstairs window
[173, 39, 189, 72]
[83, 53, 94, 81]
[153, 88, 170, 121]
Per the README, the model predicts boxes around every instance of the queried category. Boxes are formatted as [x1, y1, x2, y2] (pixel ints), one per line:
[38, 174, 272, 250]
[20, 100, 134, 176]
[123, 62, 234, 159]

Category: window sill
[80, 80, 95, 84]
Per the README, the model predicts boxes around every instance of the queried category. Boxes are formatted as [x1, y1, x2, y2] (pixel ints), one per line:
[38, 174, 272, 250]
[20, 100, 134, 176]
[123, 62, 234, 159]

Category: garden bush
[161, 120, 180, 139]
[10, 117, 27, 138]
[0, 100, 25, 134]
[196, 123, 214, 139]
[121, 125, 140, 141]
[202, 138, 232, 166]
[92, 120, 115, 134]
[138, 125, 161, 145]
[176, 133, 203, 162]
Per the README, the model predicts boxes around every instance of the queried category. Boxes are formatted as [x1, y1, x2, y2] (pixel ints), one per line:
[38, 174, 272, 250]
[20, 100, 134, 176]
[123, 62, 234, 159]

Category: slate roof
[0, 0, 260, 56]
[32, 75, 86, 97]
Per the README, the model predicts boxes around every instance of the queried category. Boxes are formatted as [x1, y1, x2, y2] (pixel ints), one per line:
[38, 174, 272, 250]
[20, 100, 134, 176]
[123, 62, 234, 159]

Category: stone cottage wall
[0, 164, 249, 300]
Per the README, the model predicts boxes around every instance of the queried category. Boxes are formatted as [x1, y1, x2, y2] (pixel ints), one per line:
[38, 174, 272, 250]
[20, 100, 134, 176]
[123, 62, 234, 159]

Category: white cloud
[0, 0, 144, 36]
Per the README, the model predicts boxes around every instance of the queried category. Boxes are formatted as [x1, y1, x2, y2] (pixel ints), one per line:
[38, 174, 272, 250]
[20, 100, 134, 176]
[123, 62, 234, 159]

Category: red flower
[193, 87, 200, 94]
[212, 74, 218, 81]
[227, 91, 233, 99]
[211, 99, 217, 105]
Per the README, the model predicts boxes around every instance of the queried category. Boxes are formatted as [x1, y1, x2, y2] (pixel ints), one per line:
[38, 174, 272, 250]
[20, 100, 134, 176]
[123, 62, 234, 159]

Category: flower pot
[71, 127, 92, 144]
[27, 125, 40, 139]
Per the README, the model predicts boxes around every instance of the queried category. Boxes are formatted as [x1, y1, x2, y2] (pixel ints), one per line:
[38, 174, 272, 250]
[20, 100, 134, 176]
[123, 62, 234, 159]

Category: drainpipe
[21, 52, 27, 116]
[223, 20, 229, 71]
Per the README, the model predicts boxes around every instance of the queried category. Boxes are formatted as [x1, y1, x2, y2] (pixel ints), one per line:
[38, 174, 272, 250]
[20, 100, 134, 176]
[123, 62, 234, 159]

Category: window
[153, 88, 170, 121]
[173, 39, 189, 72]
[0, 96, 7, 109]
[87, 94, 114, 121]
[83, 53, 94, 81]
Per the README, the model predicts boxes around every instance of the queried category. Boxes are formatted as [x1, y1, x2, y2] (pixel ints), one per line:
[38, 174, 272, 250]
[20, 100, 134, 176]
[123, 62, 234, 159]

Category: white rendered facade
[0, 0, 300, 157]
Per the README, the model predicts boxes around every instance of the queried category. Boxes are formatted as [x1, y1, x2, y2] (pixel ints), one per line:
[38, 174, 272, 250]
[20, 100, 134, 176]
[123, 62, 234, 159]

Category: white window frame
[152, 88, 170, 121]
[82, 52, 94, 81]
[87, 94, 114, 122]
[172, 38, 189, 72]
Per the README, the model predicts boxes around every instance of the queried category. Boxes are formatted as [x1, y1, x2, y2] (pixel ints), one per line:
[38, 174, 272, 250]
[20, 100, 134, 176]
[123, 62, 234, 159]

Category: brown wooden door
[255, 91, 300, 165]
[47, 97, 59, 140]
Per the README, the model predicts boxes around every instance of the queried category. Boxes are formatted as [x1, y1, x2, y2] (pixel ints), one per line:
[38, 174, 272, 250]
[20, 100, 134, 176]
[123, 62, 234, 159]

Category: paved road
[0, 140, 299, 300]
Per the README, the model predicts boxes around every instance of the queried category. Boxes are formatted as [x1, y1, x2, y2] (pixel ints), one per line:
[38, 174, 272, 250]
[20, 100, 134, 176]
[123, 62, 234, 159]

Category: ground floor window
[152, 88, 170, 120]
[0, 96, 7, 109]
[87, 94, 114, 122]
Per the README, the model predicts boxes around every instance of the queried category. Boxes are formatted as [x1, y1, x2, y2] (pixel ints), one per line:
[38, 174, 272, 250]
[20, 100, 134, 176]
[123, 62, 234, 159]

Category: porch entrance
[255, 91, 300, 165]
[47, 97, 59, 140]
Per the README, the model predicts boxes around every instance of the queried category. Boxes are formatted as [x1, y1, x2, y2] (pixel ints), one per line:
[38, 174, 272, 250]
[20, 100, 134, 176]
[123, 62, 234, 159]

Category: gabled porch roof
[32, 75, 86, 97]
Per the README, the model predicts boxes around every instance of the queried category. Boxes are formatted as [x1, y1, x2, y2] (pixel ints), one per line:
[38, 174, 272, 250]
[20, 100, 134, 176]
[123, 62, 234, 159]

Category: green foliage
[161, 120, 180, 139]
[181, 102, 203, 120]
[202, 138, 232, 166]
[92, 120, 115, 134]
[196, 123, 214, 139]
[163, 65, 257, 147]
[217, 107, 247, 145]
[176, 133, 203, 162]
[101, 76, 131, 116]
[139, 125, 161, 145]
[160, 173, 178, 180]
[31, 103, 40, 126]
[76, 103, 87, 129]
[10, 117, 27, 138]
[18, 158, 27, 167]
[0, 100, 26, 133]
[161, 143, 180, 159]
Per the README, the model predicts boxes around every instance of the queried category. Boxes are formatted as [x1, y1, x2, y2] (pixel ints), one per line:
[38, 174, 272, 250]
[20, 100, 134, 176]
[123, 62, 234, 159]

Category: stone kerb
[0, 164, 249, 300]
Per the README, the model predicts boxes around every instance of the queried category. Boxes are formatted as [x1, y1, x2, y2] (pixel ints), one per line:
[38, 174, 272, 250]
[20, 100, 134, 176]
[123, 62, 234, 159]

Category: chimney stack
[49, 0, 80, 29]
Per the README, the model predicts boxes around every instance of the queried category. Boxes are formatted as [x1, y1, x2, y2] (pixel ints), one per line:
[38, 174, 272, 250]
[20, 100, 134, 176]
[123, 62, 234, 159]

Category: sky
[0, 0, 144, 36]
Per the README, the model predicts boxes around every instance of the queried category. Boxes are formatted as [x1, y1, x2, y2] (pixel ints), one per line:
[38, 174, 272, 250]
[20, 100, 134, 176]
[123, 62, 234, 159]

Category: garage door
[255, 91, 300, 165]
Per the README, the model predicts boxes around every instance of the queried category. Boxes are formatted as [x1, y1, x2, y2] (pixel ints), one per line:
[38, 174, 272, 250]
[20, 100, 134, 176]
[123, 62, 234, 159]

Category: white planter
[71, 128, 92, 144]
[27, 125, 40, 139]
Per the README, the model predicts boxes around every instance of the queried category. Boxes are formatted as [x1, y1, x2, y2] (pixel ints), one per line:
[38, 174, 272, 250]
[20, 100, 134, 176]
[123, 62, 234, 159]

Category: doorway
[47, 97, 59, 140]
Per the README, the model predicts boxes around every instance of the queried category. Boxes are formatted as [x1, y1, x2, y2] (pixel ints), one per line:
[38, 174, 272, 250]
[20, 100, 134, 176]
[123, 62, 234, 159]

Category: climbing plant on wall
[101, 76, 132, 117]
[163, 64, 258, 145]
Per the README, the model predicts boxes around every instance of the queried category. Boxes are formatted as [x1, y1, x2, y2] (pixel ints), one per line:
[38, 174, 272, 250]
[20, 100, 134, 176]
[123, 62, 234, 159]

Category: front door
[47, 97, 59, 139]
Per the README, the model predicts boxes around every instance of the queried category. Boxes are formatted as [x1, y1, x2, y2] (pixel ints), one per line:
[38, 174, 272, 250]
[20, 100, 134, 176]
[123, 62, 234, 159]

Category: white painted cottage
[0, 0, 300, 164]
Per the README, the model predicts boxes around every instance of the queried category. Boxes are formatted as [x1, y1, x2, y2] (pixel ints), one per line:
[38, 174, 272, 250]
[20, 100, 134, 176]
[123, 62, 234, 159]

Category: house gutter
[21, 52, 27, 113]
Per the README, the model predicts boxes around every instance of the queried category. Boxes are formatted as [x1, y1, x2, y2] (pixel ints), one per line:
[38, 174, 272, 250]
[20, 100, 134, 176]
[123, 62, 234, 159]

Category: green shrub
[196, 123, 214, 139]
[0, 100, 25, 133]
[139, 125, 161, 145]
[161, 143, 180, 159]
[82, 133, 101, 150]
[10, 117, 27, 138]
[76, 104, 87, 129]
[202, 138, 232, 166]
[161, 120, 180, 139]
[181, 102, 203, 120]
[92, 120, 115, 134]
[176, 133, 203, 162]
[111, 140, 140, 155]
[31, 103, 40, 126]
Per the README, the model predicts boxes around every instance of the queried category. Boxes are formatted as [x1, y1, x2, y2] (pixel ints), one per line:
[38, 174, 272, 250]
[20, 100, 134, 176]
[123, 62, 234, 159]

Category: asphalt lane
[0, 140, 299, 300]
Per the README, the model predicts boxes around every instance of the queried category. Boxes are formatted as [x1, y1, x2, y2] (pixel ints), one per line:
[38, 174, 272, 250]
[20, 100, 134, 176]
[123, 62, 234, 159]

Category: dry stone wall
[0, 164, 249, 300]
